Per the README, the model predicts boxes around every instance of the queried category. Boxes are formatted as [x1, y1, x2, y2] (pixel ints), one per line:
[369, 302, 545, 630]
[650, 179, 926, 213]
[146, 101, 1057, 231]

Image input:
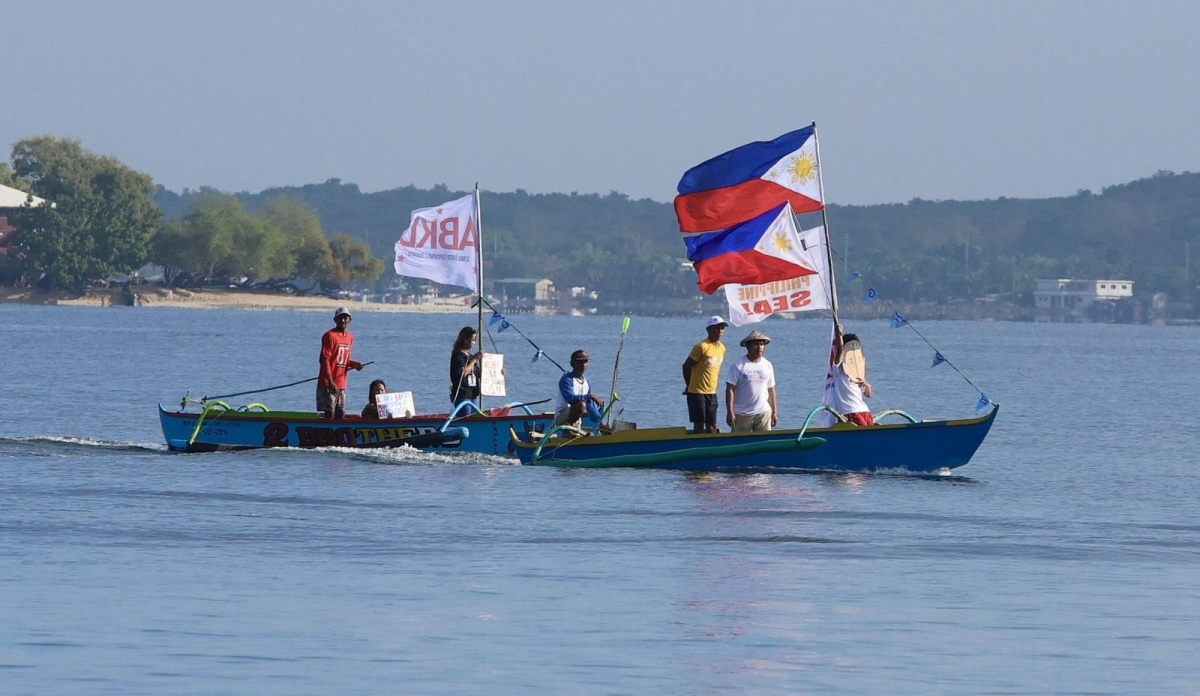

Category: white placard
[481, 354, 506, 397]
[376, 391, 415, 418]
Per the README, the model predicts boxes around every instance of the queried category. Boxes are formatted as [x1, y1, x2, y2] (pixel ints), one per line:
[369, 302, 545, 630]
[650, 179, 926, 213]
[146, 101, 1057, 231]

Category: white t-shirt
[828, 362, 870, 415]
[554, 373, 591, 416]
[725, 356, 776, 416]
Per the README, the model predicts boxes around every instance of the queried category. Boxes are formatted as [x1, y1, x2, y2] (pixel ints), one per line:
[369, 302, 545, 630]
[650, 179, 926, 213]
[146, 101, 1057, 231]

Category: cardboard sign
[376, 391, 415, 418]
[481, 353, 506, 397]
[840, 340, 867, 382]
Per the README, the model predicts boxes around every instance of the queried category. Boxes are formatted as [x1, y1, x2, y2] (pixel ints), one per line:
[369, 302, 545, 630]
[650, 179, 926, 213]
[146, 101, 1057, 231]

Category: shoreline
[1, 288, 479, 314]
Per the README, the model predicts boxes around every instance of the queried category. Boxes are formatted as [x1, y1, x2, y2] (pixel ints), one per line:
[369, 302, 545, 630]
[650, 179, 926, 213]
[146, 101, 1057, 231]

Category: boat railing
[531, 424, 591, 462]
[874, 409, 919, 424]
[795, 405, 849, 443]
[440, 400, 540, 432]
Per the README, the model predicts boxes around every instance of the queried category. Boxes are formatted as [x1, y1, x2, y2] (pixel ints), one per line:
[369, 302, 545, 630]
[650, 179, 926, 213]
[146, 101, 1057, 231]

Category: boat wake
[309, 445, 516, 467]
[0, 435, 167, 454]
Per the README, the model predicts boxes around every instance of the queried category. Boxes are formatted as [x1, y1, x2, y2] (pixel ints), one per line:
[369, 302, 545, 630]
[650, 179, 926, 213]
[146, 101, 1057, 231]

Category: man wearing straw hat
[725, 330, 778, 432]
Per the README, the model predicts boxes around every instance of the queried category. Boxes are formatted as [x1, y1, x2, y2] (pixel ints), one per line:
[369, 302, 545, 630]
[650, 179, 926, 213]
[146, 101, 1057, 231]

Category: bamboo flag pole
[475, 183, 485, 413]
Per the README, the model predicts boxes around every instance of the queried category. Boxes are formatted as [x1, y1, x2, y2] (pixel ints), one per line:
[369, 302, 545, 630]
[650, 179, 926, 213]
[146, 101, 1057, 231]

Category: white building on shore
[1034, 278, 1134, 321]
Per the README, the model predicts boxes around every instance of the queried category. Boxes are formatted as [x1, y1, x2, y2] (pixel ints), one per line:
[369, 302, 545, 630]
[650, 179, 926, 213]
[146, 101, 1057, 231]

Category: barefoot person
[682, 315, 728, 434]
[317, 307, 364, 419]
[725, 331, 778, 432]
[554, 349, 605, 428]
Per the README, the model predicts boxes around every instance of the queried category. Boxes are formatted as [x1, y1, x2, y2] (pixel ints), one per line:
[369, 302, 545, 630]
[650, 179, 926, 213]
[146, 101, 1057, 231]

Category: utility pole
[844, 232, 849, 277]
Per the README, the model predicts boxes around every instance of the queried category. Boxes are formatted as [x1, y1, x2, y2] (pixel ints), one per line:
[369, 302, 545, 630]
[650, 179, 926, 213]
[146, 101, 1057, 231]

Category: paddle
[605, 317, 631, 428]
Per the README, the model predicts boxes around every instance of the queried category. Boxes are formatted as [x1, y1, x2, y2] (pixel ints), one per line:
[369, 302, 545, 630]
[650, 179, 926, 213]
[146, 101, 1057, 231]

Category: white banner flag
[395, 194, 480, 292]
[724, 226, 832, 326]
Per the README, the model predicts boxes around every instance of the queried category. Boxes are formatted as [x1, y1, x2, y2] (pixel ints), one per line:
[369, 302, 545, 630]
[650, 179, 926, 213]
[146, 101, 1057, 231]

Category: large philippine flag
[674, 125, 823, 234]
[685, 202, 818, 295]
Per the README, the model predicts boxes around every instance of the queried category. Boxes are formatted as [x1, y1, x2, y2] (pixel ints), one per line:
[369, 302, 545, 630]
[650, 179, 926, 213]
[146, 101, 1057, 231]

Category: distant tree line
[4, 135, 1198, 302]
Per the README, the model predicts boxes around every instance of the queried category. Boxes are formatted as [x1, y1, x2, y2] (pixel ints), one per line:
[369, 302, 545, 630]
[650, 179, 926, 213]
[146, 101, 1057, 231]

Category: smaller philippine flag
[931, 351, 947, 368]
[685, 203, 818, 295]
[864, 287, 878, 304]
[976, 393, 993, 413]
[890, 311, 908, 329]
[675, 125, 824, 234]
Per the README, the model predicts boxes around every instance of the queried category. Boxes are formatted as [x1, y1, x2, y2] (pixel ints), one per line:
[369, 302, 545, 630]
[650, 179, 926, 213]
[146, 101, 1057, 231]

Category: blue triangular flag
[531, 349, 541, 364]
[890, 311, 907, 329]
[498, 319, 510, 333]
[488, 310, 504, 328]
[975, 393, 993, 413]
[864, 287, 878, 304]
[931, 351, 946, 368]
[847, 271, 863, 283]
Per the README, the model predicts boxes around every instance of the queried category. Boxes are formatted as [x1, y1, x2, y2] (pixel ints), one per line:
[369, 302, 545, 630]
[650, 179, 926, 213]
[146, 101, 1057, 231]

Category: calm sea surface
[2, 305, 1198, 695]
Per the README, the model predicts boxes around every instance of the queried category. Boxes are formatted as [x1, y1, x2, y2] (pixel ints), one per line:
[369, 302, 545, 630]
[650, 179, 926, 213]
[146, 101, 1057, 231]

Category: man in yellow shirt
[682, 316, 728, 434]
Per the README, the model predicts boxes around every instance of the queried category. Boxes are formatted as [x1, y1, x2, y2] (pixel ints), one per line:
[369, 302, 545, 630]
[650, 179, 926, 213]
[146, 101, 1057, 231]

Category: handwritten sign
[481, 353, 506, 397]
[376, 391, 415, 418]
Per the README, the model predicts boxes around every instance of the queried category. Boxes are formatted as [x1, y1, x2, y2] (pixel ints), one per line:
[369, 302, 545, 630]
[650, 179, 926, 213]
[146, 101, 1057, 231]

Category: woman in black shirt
[449, 326, 483, 406]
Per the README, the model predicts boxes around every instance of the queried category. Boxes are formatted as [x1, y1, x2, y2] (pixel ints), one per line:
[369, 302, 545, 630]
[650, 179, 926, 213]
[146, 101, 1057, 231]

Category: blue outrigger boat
[512, 406, 997, 473]
[159, 400, 555, 454]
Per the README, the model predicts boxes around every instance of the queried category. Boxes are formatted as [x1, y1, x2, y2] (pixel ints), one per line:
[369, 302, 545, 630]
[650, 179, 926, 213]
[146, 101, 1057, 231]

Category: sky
[4, 0, 1199, 205]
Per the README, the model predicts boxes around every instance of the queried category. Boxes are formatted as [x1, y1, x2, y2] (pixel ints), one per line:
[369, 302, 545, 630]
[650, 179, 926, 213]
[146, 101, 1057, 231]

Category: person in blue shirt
[554, 349, 605, 427]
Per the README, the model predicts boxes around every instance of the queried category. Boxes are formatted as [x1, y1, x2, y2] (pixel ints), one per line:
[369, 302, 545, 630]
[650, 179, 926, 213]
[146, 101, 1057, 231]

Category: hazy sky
[5, 0, 1198, 205]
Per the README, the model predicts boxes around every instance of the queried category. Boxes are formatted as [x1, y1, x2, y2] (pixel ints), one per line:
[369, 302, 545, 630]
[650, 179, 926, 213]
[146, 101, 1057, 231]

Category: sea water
[1, 305, 1198, 694]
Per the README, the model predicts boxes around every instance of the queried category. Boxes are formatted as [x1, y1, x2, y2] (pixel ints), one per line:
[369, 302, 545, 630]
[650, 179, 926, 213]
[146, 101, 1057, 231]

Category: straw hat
[739, 330, 772, 347]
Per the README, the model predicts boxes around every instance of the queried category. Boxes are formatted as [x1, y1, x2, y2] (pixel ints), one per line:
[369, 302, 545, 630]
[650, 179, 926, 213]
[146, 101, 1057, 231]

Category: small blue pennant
[847, 271, 863, 283]
[975, 393, 993, 413]
[498, 319, 511, 333]
[864, 286, 878, 304]
[488, 310, 504, 328]
[931, 351, 946, 368]
[531, 349, 542, 364]
[890, 311, 907, 329]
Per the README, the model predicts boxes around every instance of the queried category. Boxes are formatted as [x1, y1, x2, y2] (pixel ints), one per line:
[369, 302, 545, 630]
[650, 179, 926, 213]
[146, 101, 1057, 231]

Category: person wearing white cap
[725, 330, 778, 432]
[681, 315, 728, 434]
[317, 307, 364, 419]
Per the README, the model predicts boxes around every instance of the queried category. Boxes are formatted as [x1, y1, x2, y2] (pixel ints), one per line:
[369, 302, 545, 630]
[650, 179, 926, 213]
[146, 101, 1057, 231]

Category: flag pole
[475, 182, 485, 414]
[811, 122, 839, 327]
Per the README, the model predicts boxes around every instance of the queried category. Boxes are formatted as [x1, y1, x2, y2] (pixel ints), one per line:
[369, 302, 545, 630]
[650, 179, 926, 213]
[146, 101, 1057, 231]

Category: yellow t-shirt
[686, 340, 727, 395]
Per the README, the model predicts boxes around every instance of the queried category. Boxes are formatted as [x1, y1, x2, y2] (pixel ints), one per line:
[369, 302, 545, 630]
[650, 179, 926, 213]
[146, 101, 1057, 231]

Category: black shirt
[449, 350, 481, 403]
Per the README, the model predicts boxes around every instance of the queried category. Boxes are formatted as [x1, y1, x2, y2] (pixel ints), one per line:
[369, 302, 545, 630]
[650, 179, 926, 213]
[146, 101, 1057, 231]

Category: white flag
[723, 225, 832, 326]
[395, 194, 480, 292]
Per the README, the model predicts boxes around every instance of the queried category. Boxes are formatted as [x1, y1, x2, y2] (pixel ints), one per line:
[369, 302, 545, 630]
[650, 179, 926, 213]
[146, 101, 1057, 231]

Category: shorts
[732, 411, 772, 432]
[554, 406, 583, 428]
[686, 392, 718, 429]
[317, 386, 346, 418]
[845, 411, 875, 427]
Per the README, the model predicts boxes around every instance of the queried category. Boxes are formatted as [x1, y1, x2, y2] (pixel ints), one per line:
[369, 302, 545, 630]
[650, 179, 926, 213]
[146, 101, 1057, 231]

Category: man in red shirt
[317, 307, 364, 419]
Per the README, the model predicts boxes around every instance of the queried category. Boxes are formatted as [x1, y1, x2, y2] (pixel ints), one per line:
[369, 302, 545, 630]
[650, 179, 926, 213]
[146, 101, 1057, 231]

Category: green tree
[328, 234, 384, 285]
[261, 197, 334, 281]
[149, 194, 291, 283]
[9, 136, 160, 290]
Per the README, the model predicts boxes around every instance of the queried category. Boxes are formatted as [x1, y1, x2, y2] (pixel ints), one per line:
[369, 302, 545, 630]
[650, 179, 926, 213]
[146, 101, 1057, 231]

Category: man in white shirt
[827, 324, 874, 426]
[725, 331, 778, 432]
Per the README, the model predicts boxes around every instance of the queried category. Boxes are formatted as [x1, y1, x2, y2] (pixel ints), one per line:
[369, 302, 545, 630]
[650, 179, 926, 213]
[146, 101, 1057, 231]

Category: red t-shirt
[319, 329, 360, 390]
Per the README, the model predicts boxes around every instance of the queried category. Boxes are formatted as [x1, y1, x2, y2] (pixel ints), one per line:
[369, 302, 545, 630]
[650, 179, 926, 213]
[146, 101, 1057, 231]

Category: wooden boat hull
[513, 407, 998, 473]
[159, 405, 554, 455]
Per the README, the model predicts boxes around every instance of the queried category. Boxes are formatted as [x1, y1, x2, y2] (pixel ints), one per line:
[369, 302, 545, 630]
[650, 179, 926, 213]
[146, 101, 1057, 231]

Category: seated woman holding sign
[830, 324, 874, 426]
[450, 327, 484, 406]
[362, 380, 389, 419]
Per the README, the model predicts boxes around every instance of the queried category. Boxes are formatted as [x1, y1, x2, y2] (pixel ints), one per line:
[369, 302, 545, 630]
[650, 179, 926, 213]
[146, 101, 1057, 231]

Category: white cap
[706, 315, 728, 328]
[334, 307, 352, 319]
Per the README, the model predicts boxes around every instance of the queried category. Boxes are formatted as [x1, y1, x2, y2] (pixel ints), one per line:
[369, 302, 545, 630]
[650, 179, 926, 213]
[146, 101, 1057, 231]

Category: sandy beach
[1, 287, 479, 314]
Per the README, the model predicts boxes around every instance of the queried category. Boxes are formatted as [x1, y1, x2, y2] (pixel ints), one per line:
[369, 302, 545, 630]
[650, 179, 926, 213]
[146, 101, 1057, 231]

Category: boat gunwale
[511, 406, 999, 452]
[158, 403, 555, 425]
